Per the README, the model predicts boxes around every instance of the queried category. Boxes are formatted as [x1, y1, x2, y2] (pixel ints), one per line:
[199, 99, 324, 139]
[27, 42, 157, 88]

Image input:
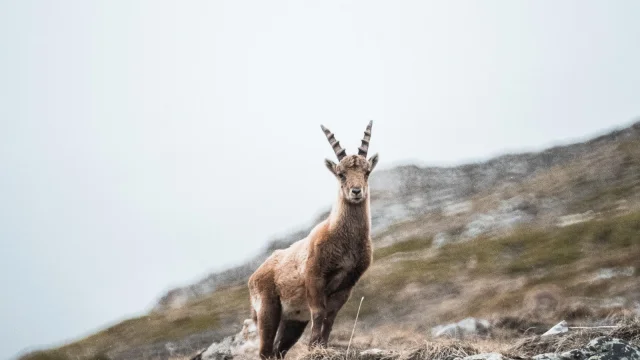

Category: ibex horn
[320, 125, 347, 161]
[358, 120, 373, 157]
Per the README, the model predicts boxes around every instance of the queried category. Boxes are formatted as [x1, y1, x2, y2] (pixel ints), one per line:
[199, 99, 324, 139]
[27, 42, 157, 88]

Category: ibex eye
[338, 173, 346, 180]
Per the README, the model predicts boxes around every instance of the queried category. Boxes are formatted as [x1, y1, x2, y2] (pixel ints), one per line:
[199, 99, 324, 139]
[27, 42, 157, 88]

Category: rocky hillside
[22, 120, 640, 360]
[156, 120, 640, 310]
[190, 314, 640, 360]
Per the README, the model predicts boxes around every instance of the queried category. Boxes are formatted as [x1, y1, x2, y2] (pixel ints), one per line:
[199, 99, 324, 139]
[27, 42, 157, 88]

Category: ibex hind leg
[274, 320, 309, 358]
[256, 295, 282, 359]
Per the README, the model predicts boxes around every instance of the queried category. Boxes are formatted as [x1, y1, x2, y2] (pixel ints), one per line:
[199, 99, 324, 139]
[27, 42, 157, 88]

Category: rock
[462, 353, 509, 360]
[457, 317, 490, 335]
[560, 349, 590, 360]
[541, 320, 569, 337]
[431, 317, 490, 339]
[193, 319, 258, 360]
[584, 336, 640, 360]
[533, 353, 566, 360]
[539, 336, 640, 360]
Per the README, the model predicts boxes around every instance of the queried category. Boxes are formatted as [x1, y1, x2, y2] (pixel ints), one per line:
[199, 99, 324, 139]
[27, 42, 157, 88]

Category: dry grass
[298, 341, 481, 360]
[294, 319, 640, 360]
[509, 318, 640, 357]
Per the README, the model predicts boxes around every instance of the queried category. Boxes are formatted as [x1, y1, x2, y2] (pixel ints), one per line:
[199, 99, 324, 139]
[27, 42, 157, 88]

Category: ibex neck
[327, 195, 371, 238]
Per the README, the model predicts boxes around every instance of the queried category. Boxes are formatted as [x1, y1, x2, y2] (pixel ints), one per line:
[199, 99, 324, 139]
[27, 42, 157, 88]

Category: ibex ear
[325, 159, 338, 176]
[368, 153, 379, 172]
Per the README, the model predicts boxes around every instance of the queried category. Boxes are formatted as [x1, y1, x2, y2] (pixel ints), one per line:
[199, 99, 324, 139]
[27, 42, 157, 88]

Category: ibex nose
[351, 188, 362, 196]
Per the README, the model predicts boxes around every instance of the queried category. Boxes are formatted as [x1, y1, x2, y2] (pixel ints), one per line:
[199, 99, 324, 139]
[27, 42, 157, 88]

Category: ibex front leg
[320, 288, 351, 345]
[306, 275, 327, 348]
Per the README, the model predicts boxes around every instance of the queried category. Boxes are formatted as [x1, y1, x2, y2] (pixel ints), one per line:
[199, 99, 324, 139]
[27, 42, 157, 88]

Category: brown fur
[248, 124, 379, 359]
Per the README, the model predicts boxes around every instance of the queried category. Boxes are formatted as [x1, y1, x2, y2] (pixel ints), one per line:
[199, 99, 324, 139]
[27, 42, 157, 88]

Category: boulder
[458, 317, 490, 335]
[532, 337, 640, 360]
[584, 336, 640, 360]
[431, 317, 490, 339]
[541, 320, 569, 337]
[193, 319, 258, 360]
[560, 349, 589, 360]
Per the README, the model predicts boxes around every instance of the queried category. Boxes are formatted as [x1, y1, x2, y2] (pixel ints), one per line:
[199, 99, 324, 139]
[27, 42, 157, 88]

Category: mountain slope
[22, 120, 640, 360]
[156, 120, 640, 309]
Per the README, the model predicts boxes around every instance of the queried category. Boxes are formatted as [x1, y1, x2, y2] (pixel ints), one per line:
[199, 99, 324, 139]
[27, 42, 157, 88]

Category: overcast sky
[1, 0, 639, 358]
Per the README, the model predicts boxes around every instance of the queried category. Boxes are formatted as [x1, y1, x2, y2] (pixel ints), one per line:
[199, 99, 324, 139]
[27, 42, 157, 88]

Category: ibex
[248, 121, 379, 359]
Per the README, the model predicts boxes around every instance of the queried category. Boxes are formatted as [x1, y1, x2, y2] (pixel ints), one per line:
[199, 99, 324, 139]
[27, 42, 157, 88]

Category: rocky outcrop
[192, 319, 258, 360]
[193, 318, 640, 360]
[533, 337, 640, 360]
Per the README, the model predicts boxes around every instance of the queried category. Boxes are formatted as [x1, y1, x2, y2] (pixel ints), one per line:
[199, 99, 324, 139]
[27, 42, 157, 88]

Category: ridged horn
[320, 125, 347, 161]
[358, 120, 373, 157]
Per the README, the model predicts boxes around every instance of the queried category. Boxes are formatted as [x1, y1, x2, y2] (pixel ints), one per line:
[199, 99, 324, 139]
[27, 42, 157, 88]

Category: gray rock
[542, 320, 569, 337]
[198, 337, 233, 360]
[457, 317, 490, 335]
[194, 319, 258, 360]
[431, 317, 490, 339]
[560, 349, 590, 360]
[545, 337, 640, 360]
[533, 354, 567, 360]
[585, 336, 640, 360]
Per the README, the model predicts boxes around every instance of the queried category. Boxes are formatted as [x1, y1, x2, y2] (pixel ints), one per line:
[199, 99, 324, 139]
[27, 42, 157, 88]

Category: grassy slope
[24, 211, 640, 360]
[22, 286, 250, 360]
[342, 211, 640, 321]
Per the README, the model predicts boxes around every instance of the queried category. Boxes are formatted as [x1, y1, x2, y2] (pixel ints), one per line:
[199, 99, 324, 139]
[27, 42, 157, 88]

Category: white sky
[1, 1, 639, 358]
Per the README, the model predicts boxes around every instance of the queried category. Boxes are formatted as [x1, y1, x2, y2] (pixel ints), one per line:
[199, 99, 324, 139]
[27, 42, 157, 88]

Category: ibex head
[321, 121, 379, 204]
